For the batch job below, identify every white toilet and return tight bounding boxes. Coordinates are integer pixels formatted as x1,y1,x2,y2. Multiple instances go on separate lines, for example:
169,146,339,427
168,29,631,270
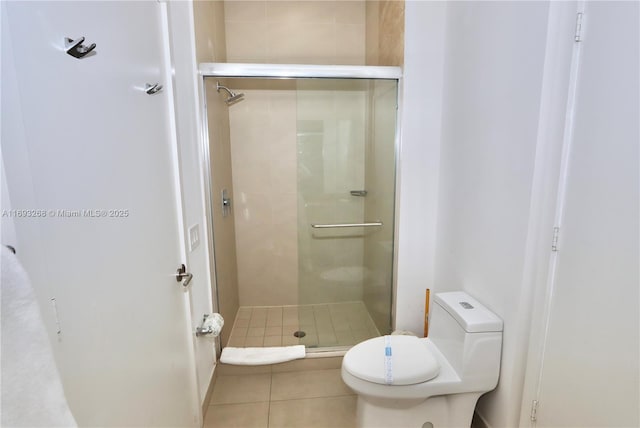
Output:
341,291,503,428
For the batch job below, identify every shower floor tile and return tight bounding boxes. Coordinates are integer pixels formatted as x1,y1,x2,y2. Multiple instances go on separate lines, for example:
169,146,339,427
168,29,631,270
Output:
226,301,380,349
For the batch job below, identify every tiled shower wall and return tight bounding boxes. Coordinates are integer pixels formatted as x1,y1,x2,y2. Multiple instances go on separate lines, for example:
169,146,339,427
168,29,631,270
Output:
227,80,369,307
227,81,299,306
224,1,367,306
366,0,405,66
223,0,366,65
220,0,403,312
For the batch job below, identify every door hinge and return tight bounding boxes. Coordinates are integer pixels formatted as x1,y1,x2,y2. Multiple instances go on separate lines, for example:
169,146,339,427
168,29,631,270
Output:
574,12,584,42
530,399,539,422
551,227,560,252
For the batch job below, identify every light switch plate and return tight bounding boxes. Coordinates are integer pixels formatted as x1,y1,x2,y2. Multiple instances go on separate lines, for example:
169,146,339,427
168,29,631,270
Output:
188,224,200,252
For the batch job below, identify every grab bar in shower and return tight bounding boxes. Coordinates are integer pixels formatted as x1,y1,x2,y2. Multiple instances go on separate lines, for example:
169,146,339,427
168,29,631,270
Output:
310,221,383,229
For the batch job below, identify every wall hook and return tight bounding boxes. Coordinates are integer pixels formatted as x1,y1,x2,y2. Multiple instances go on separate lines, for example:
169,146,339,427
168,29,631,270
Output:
65,37,96,59
145,83,163,95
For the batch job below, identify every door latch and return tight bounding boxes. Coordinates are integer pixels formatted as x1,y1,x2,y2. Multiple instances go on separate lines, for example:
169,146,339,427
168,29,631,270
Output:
221,189,232,217
176,264,193,287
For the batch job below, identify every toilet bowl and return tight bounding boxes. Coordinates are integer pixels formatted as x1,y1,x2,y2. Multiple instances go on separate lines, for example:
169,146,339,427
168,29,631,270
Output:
341,291,503,428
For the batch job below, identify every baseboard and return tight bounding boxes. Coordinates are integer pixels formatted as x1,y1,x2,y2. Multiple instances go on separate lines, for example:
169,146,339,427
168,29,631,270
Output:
201,365,219,419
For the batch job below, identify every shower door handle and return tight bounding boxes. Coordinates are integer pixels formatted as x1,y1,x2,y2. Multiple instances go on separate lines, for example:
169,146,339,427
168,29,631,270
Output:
310,221,383,229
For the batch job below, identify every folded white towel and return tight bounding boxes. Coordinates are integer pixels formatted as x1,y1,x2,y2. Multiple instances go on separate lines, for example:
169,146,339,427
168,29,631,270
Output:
220,345,306,365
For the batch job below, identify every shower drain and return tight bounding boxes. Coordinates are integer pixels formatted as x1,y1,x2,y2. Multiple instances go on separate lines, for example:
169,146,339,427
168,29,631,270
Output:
293,330,306,338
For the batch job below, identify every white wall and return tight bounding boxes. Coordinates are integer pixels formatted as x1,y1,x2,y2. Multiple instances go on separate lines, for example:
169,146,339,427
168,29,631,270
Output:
434,3,552,426
1,153,17,248
398,1,586,426
394,0,446,335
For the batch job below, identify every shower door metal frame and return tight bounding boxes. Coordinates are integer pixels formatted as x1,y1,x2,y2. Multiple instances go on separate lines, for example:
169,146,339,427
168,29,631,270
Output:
199,62,402,80
198,63,403,354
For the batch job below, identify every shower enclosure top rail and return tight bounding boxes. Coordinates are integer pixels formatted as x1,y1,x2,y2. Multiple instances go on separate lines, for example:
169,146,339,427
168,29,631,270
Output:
199,63,402,80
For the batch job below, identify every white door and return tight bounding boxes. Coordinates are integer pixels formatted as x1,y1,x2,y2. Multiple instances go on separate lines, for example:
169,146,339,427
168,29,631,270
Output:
525,2,639,426
1,1,199,426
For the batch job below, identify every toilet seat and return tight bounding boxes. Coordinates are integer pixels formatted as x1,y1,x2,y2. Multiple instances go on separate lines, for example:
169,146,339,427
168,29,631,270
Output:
343,335,440,385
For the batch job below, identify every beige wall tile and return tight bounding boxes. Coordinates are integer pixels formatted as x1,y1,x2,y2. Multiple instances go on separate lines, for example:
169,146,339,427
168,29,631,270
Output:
335,1,366,25
204,402,269,428
266,22,336,64
224,0,265,23
210,374,271,404
266,1,336,24
365,0,379,65
270,153,297,194
194,0,227,63
229,86,299,307
268,395,357,428
335,24,366,65
225,21,268,62
365,0,404,66
379,11,404,65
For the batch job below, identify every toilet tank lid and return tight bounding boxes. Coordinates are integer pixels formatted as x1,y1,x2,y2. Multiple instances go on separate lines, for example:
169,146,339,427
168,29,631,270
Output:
434,292,503,333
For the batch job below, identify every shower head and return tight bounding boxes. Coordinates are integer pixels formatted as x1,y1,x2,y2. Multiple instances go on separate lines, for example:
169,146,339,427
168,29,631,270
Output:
216,82,245,106
225,92,245,105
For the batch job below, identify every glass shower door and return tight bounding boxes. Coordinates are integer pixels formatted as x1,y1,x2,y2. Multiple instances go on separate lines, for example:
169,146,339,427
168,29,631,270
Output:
296,78,398,349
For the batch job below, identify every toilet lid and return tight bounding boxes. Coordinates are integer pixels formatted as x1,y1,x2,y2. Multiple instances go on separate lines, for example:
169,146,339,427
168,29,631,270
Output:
343,335,440,385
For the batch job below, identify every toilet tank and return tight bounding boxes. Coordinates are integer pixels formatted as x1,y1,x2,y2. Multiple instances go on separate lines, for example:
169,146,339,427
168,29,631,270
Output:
429,292,503,389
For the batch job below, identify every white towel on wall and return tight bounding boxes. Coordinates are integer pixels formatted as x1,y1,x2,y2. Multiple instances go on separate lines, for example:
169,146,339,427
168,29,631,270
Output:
1,246,77,427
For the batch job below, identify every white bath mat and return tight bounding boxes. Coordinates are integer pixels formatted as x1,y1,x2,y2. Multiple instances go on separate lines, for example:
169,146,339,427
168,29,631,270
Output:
220,345,306,365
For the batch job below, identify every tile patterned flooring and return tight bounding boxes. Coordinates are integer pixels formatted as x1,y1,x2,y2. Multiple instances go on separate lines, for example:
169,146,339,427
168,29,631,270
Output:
227,302,380,349
204,357,356,428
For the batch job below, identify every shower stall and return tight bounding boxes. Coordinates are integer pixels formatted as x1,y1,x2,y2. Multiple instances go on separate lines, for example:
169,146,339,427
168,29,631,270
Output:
201,64,400,352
